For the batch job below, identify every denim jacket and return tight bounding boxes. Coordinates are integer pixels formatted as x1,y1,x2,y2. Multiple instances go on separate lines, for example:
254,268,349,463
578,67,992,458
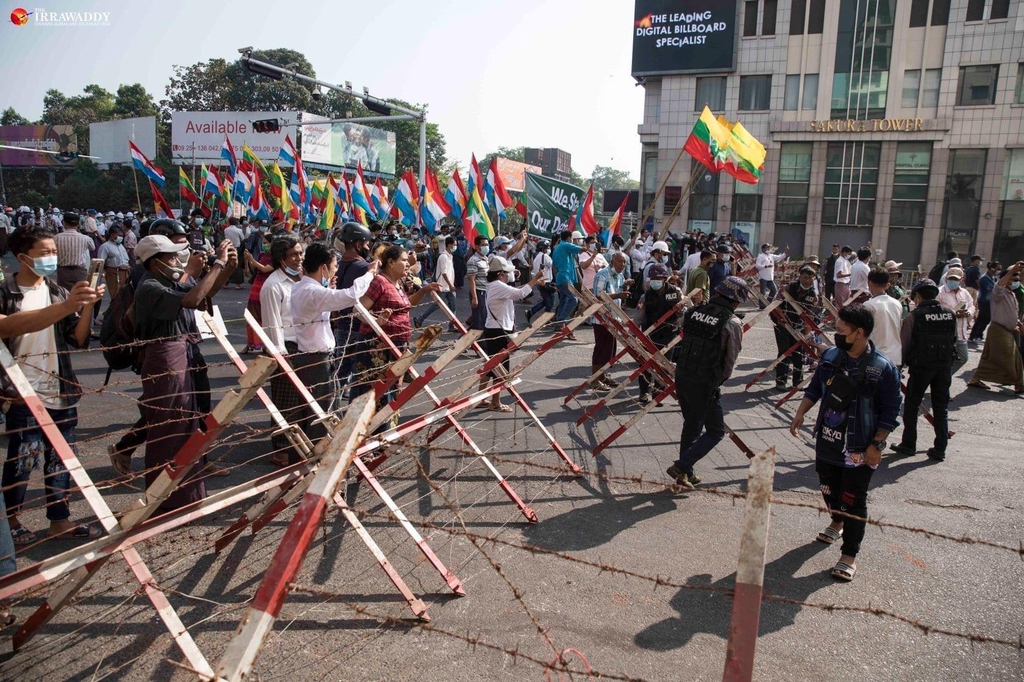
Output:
0,277,87,405
804,341,902,458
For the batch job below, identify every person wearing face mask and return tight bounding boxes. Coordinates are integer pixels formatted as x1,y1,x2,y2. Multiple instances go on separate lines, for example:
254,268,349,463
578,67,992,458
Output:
414,236,458,331
590,253,632,390
686,250,715,306
642,240,671,290
97,226,130,302
667,276,748,488
968,262,1024,394
187,211,211,252
833,246,855,306
331,222,376,378
53,212,95,292
0,226,105,547
862,267,904,370
883,260,909,318
708,245,733,292
466,235,492,331
552,230,597,336
790,304,901,582
755,243,789,309
242,230,276,354
772,266,821,392
637,263,684,403
579,235,608,301
289,242,378,442
969,261,1001,346
133,234,234,510
891,279,957,462
824,244,841,301
936,267,974,374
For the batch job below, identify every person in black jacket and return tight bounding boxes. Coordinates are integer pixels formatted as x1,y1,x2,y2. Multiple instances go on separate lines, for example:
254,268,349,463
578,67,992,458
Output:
891,278,957,461
823,244,840,301
637,263,685,403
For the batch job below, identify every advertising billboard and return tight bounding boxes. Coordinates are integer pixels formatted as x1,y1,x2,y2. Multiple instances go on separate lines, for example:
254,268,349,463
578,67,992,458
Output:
89,116,157,166
170,111,300,164
298,113,333,166
0,125,78,167
333,122,397,177
602,190,639,214
631,0,738,76
495,158,541,192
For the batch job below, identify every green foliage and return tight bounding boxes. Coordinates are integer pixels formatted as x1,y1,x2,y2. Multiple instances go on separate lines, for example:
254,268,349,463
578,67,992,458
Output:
1,108,30,126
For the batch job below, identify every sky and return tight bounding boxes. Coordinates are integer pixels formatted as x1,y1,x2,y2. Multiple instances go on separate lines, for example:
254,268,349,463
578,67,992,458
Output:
1,0,645,178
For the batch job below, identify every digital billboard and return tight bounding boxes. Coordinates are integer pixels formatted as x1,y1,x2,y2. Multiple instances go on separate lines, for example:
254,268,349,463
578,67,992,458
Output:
631,0,738,77
333,122,397,177
0,125,78,167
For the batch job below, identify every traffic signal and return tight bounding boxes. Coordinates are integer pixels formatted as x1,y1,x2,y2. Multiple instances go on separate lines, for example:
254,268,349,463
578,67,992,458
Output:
363,99,391,116
252,119,280,133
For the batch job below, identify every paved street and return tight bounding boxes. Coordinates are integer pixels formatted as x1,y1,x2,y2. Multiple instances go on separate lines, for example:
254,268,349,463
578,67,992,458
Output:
1,274,1022,682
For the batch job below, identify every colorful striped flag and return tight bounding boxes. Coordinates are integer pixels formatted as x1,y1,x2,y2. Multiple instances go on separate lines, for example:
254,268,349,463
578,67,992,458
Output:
463,184,494,239
129,141,164,187
718,115,766,184
684,106,733,174
607,192,629,237
468,154,483,197
221,135,239,178
485,156,514,217
268,162,290,213
242,142,268,181
150,179,175,218
574,185,601,236
393,170,419,227
444,169,468,219
179,167,202,206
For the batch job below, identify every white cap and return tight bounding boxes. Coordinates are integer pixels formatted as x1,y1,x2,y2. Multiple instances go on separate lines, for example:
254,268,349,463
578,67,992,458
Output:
116,212,124,219
135,234,189,264
487,256,515,274
883,259,903,272
126,212,134,218
571,231,585,240
107,211,115,217
652,240,669,253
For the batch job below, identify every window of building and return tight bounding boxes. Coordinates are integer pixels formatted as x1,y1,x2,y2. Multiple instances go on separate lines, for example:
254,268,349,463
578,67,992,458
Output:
966,0,985,21
790,0,806,34
956,65,998,106
803,74,819,109
1015,64,1024,105
923,68,941,107
991,0,1009,19
831,0,896,119
903,70,921,107
641,150,658,219
939,149,987,260
733,189,763,223
688,160,720,227
762,0,777,34
808,0,826,32
931,0,950,23
664,186,682,217
739,75,772,110
784,75,801,110
909,0,929,26
994,148,1024,267
743,0,758,36
823,142,881,228
891,142,932,230
776,143,813,252
695,77,727,111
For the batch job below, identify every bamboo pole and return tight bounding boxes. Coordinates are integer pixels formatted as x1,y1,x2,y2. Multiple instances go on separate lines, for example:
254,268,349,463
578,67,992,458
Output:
638,144,688,234
657,168,705,239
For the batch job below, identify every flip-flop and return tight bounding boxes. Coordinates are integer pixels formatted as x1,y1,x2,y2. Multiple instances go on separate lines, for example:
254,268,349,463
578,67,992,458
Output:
0,609,15,629
11,526,36,546
488,404,514,413
49,524,101,540
816,526,843,545
108,445,132,477
831,561,856,582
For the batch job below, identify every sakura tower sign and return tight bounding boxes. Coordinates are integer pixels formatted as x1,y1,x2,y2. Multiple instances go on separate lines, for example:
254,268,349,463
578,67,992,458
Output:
631,0,738,76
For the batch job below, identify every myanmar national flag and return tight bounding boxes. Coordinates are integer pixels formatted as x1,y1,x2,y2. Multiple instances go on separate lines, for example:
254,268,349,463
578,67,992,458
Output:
242,142,268,181
718,116,766,184
269,162,291,213
684,106,732,174
462,185,494,240
179,167,202,206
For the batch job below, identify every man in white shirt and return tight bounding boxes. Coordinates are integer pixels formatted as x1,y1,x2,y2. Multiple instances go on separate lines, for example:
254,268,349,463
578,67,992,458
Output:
223,218,247,289
290,241,377,444
833,245,854,306
413,236,457,331
629,231,653,278
259,233,304,461
863,267,904,367
850,248,872,299
755,242,789,308
936,267,974,373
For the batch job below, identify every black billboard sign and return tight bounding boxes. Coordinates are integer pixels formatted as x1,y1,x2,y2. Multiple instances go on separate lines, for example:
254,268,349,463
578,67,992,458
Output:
602,190,639,214
631,0,738,76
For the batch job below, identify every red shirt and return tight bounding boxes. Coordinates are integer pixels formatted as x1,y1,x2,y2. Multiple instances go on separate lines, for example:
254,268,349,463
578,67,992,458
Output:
359,274,412,343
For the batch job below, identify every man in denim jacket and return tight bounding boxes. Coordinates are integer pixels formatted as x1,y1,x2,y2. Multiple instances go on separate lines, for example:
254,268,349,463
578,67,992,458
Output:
790,304,901,582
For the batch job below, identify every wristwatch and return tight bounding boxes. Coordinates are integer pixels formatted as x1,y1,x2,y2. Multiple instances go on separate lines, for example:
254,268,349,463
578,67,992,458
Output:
871,439,887,450
213,258,227,268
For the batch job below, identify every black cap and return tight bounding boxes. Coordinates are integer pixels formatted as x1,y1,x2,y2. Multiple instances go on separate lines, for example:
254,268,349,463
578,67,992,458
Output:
716,245,730,253
912,278,939,295
63,212,80,225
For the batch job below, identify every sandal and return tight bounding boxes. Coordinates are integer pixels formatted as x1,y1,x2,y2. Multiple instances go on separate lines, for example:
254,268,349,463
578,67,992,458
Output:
108,444,132,477
831,561,856,582
488,404,514,413
49,524,101,540
816,526,843,545
268,455,289,468
0,609,15,630
967,380,989,389
11,526,36,546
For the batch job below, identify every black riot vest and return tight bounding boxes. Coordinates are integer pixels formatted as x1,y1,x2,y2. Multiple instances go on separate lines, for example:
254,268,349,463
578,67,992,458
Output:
675,299,734,385
907,299,956,367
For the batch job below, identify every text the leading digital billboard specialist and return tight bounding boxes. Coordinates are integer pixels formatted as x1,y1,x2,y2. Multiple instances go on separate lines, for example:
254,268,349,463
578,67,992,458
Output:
631,0,738,76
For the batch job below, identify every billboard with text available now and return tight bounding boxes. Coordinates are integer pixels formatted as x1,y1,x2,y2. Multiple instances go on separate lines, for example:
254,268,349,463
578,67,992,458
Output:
170,111,300,165
0,125,78,167
631,0,738,77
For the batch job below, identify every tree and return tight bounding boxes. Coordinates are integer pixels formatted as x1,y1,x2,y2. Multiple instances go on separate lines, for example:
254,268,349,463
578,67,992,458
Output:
112,84,159,119
589,165,640,215
0,108,30,126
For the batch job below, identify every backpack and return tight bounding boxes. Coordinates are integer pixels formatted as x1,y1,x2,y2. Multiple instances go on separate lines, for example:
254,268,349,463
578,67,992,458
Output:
100,279,141,372
927,260,945,282
626,264,646,308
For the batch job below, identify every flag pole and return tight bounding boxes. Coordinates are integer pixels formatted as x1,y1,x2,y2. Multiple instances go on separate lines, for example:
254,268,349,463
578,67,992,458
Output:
658,165,706,240
639,144,687,235
131,166,144,216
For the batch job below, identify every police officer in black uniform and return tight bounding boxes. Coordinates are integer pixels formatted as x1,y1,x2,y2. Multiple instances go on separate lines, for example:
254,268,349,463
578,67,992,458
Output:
891,278,957,461
637,262,685,403
667,276,748,488
772,265,820,391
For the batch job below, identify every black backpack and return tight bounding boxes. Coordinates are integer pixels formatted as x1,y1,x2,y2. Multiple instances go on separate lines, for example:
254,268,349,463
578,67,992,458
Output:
927,260,945,282
100,280,141,372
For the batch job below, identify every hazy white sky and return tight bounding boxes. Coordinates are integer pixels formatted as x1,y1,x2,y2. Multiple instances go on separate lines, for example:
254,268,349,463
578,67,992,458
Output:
2,0,645,177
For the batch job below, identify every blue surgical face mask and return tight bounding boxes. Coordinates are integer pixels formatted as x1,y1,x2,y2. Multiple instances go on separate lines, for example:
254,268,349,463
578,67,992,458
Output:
26,255,58,278
479,245,489,256
195,218,205,227
321,276,329,288
946,281,960,291
1012,281,1022,290
284,266,301,277
650,279,664,291
115,237,123,244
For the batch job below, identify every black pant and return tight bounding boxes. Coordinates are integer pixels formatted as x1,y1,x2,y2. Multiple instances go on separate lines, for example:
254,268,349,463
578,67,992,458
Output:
674,382,725,473
816,460,874,558
292,351,334,449
773,326,805,384
969,301,990,342
901,364,951,455
638,338,670,396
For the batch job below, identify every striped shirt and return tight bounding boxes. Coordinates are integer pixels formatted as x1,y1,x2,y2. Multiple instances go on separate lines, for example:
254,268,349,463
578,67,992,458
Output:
54,229,94,268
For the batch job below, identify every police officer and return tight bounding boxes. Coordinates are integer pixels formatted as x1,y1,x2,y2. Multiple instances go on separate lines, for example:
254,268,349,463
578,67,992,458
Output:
667,276,748,488
638,263,685,403
891,278,957,461
773,265,820,392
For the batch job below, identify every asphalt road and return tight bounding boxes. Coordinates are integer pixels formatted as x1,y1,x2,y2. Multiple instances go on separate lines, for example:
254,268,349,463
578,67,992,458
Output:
0,266,1021,682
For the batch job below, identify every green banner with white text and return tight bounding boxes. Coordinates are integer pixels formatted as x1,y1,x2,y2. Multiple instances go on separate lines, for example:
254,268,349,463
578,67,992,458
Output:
525,172,586,239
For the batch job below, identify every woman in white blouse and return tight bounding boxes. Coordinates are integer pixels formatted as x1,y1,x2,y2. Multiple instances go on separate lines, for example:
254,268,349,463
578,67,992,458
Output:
480,256,546,412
